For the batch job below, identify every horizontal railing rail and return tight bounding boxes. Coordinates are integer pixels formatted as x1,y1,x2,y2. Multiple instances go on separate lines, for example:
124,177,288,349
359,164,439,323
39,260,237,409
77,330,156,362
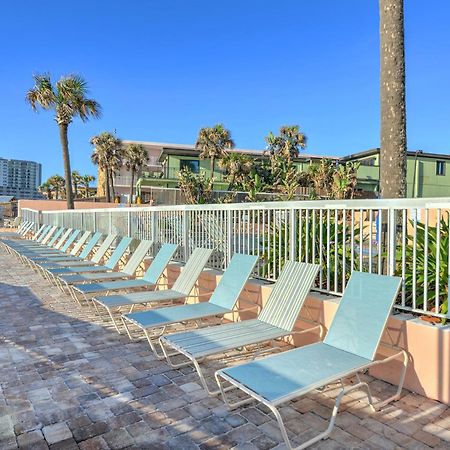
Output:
21,197,450,320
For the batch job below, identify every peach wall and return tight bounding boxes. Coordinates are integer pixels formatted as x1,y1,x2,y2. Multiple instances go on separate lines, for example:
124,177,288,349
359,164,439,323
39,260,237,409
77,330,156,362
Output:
165,264,450,405
19,199,118,212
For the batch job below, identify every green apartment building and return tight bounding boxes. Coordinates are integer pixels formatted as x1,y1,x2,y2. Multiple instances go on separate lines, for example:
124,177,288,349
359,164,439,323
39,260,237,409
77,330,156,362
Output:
111,141,450,199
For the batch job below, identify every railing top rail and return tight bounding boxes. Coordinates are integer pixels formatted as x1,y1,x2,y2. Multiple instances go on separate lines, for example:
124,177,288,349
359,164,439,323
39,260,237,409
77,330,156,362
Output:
36,197,450,214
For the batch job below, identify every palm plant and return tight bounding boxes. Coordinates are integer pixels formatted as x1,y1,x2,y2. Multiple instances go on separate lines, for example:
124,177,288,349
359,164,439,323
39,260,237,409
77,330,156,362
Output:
265,125,307,162
219,153,252,190
80,175,95,198
26,74,101,209
195,124,235,178
331,162,360,199
38,181,53,199
91,132,122,202
178,168,213,204
71,171,82,198
47,175,65,199
124,143,148,204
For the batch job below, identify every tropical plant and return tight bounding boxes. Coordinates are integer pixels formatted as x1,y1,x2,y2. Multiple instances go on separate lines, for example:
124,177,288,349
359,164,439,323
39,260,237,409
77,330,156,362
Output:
264,125,307,163
398,214,449,323
71,171,82,198
178,168,213,204
47,174,65,199
331,162,360,199
38,181,53,199
26,74,101,209
308,159,335,197
261,214,360,291
196,124,235,178
379,0,407,198
124,143,148,204
80,174,95,198
91,132,123,202
219,153,252,190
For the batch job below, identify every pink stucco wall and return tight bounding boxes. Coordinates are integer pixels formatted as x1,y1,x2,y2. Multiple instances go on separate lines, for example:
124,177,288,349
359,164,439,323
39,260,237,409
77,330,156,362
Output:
18,199,118,213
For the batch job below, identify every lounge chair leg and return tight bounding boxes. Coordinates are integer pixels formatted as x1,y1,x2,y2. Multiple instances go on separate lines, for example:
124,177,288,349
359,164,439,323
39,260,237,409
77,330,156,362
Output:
121,315,136,340
106,308,123,334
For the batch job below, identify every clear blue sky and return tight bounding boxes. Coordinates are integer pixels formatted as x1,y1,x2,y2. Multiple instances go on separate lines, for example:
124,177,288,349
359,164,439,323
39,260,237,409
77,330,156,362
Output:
1,1,449,181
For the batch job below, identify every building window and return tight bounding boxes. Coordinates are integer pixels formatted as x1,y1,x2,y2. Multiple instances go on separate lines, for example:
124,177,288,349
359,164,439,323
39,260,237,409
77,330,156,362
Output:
180,159,200,174
436,161,445,176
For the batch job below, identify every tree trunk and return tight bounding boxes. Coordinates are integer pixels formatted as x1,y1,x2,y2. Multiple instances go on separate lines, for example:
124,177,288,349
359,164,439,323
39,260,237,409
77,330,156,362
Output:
73,182,78,199
129,170,135,205
59,123,74,209
109,168,116,200
85,184,89,198
104,168,111,203
379,0,407,198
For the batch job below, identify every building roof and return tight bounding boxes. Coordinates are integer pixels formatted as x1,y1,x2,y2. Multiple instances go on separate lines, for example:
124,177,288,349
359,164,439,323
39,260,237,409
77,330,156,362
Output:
341,147,450,162
0,195,16,203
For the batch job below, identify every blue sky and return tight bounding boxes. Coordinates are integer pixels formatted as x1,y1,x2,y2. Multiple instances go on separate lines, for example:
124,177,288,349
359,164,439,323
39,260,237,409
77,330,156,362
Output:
1,1,449,180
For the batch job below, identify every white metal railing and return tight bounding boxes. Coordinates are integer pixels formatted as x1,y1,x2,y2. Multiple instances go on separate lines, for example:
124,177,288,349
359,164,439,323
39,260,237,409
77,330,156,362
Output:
21,197,450,320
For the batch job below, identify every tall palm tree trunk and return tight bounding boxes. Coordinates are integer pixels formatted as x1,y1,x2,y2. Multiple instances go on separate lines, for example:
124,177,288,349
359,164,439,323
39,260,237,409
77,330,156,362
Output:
379,0,407,198
104,168,111,202
59,123,74,209
129,170,135,205
109,168,116,201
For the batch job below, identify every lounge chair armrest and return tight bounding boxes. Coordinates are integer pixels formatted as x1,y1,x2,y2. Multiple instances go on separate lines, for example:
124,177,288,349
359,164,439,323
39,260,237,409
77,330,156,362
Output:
291,323,324,339
234,303,261,315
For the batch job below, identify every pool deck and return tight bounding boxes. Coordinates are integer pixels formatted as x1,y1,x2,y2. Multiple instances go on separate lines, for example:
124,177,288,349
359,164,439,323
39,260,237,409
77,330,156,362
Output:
0,249,449,449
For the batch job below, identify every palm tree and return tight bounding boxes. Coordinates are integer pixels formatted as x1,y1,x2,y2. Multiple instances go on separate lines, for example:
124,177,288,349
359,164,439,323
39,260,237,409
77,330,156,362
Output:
71,171,82,198
38,181,53,199
124,143,148,204
47,174,65,199
265,125,307,162
219,153,253,190
195,124,235,178
80,175,95,198
26,74,101,209
379,0,407,198
91,132,122,202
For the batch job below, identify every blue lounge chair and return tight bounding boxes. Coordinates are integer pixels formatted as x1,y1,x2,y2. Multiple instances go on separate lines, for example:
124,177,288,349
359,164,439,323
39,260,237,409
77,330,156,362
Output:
215,272,408,450
92,247,213,332
159,261,320,396
121,253,258,358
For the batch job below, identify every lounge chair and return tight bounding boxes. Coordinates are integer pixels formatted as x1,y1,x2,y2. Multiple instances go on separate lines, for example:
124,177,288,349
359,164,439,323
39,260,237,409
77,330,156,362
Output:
67,239,153,302
1,224,49,255
46,236,133,292
159,261,320,396
92,247,213,332
68,242,176,303
215,272,408,450
121,252,258,358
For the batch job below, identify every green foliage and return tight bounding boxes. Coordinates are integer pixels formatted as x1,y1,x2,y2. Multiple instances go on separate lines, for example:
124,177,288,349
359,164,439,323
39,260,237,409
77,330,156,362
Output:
195,124,234,178
178,168,213,204
261,213,360,291
398,214,449,323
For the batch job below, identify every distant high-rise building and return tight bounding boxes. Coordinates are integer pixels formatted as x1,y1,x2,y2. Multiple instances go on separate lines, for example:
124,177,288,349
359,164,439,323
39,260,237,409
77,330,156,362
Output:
0,157,42,199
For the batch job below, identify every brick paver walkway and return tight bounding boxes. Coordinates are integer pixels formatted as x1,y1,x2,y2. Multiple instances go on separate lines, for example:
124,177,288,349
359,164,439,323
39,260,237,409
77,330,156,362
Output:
0,247,449,449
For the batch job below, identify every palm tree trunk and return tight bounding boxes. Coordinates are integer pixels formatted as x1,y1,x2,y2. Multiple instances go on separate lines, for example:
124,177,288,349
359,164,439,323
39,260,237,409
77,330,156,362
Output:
59,123,74,209
73,182,78,199
379,0,407,198
85,184,89,198
104,168,111,202
129,170,135,205
109,168,116,201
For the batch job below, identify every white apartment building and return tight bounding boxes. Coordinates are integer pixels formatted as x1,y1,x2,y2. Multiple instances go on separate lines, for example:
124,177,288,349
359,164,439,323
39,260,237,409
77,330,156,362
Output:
0,157,42,199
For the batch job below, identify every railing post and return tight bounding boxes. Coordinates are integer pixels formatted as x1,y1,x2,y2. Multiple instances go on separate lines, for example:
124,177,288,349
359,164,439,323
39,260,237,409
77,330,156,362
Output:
92,211,96,232
109,211,113,234
182,210,190,262
150,210,157,244
127,210,131,237
387,208,396,276
226,209,233,266
289,207,297,261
